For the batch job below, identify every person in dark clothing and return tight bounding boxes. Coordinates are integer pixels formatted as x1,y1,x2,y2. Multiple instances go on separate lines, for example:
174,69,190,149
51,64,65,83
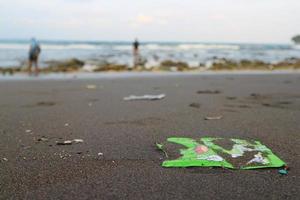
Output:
133,38,139,67
28,38,41,75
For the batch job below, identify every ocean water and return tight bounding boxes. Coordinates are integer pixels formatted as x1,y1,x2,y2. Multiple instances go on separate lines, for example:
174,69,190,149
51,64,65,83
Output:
0,40,299,68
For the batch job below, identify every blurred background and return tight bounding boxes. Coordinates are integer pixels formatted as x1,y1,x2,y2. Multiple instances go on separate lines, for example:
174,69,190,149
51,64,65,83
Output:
0,0,299,72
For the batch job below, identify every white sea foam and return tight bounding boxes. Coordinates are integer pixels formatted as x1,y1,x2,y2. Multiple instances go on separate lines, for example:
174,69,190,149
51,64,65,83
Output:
178,44,240,50
0,44,28,50
0,44,101,50
43,44,99,50
113,45,132,51
292,45,300,50
144,44,174,51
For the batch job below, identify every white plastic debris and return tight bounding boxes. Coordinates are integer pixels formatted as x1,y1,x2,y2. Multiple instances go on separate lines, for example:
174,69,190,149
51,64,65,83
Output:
204,116,223,120
56,139,84,145
73,139,84,143
2,158,8,162
123,94,166,101
56,140,73,145
98,152,103,156
25,130,32,133
86,84,97,89
64,123,69,127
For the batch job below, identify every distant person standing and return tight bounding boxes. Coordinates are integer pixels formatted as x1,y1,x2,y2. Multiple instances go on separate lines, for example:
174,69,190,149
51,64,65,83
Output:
28,38,41,75
133,38,139,67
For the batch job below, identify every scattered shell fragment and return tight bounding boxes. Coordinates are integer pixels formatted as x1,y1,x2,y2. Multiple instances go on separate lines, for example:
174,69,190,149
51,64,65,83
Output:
23,146,31,150
197,90,221,94
86,84,97,89
205,116,223,120
189,103,201,108
37,137,48,142
124,94,165,101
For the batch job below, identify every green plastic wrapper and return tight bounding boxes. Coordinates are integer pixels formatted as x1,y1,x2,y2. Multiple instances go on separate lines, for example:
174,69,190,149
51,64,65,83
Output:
157,137,285,169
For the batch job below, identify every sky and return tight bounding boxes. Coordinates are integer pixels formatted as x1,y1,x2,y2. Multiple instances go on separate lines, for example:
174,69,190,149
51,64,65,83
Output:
0,0,299,43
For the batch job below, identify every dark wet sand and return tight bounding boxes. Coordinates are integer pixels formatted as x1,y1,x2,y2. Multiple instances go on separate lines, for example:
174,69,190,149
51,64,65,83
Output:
0,73,299,199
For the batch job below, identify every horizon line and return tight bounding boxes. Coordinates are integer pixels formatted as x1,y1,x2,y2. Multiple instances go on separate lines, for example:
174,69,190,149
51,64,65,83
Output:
0,38,293,46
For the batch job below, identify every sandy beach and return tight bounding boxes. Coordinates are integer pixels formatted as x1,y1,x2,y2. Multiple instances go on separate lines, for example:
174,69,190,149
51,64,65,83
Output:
0,72,300,199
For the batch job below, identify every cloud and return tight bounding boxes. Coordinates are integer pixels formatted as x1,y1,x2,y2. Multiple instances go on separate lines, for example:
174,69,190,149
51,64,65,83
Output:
136,14,154,24
129,14,169,28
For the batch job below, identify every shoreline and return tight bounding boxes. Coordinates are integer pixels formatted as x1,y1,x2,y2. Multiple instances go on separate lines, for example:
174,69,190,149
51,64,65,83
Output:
1,69,300,81
1,56,300,75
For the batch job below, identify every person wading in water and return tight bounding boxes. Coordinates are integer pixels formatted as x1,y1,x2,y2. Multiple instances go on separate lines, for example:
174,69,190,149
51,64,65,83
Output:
133,38,139,67
28,38,41,76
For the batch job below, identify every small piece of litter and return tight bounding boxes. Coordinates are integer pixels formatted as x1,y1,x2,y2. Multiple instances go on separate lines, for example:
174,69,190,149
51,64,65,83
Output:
2,158,8,162
197,90,221,94
56,140,73,145
37,137,48,142
156,142,168,158
98,152,103,156
73,139,84,143
227,97,237,100
56,139,84,145
156,143,163,150
205,116,223,120
278,169,288,175
86,84,97,89
124,94,166,101
158,137,285,169
189,103,201,108
25,130,32,133
64,123,69,127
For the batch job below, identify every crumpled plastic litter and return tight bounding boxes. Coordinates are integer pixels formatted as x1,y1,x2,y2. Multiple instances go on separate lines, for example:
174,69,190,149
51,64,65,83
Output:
73,139,84,143
157,137,286,169
56,139,84,145
124,94,165,101
56,140,73,145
